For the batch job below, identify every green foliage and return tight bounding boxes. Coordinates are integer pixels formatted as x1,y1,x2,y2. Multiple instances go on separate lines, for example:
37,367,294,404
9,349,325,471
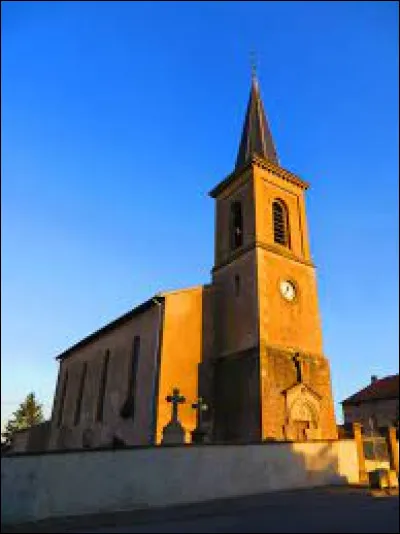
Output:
1,392,44,445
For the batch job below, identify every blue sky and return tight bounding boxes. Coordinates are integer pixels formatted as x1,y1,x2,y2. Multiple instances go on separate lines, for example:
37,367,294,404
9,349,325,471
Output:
1,1,398,428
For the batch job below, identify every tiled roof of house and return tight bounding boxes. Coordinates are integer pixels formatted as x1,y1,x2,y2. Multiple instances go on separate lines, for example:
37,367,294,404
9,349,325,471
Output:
342,374,399,405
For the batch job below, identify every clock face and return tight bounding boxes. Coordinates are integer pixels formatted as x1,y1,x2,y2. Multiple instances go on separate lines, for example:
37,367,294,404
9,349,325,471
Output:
280,280,296,301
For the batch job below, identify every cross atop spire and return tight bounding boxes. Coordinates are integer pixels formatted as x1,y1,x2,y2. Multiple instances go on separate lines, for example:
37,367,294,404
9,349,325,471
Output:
235,71,279,170
250,50,257,80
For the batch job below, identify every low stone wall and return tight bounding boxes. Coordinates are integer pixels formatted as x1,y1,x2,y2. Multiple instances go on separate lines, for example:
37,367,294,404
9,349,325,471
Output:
337,439,360,484
365,459,391,472
27,421,51,452
2,440,359,525
9,429,30,453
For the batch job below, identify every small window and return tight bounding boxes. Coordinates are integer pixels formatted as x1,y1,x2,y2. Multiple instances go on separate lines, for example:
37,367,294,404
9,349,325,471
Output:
234,275,240,297
96,350,110,422
272,199,290,247
230,201,243,250
74,362,87,426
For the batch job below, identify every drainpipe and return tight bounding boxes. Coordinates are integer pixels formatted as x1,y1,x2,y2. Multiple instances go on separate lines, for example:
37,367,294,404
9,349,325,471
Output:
150,295,164,445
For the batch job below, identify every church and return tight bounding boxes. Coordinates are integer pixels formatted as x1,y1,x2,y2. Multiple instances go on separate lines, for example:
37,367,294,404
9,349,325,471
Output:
47,73,338,451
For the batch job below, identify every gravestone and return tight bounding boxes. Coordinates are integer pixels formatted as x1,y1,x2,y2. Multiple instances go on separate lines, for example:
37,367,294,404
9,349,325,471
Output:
161,388,186,445
191,397,209,444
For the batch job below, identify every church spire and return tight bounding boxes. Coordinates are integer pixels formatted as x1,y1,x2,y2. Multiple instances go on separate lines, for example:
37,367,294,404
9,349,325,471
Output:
235,72,279,170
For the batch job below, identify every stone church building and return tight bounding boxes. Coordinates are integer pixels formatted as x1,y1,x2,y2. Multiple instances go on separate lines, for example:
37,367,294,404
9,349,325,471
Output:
48,73,338,451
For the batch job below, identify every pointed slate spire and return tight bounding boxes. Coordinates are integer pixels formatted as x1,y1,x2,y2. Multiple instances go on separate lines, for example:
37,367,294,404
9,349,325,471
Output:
235,72,279,170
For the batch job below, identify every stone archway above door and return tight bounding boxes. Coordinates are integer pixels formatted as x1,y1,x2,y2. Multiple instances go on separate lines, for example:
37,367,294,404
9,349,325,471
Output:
282,383,322,441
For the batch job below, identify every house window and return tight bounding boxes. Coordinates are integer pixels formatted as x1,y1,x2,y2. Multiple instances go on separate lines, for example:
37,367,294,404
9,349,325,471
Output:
57,369,69,428
272,199,290,246
74,362,87,426
96,350,110,422
230,201,243,250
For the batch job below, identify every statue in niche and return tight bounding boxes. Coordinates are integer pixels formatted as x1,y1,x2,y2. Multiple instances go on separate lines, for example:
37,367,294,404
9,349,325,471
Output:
293,353,303,383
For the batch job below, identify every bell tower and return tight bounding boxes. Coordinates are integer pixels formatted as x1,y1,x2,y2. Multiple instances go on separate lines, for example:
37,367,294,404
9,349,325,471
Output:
208,73,337,442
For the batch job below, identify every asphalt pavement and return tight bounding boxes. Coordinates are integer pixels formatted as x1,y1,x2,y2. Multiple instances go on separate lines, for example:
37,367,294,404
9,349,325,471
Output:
3,486,399,533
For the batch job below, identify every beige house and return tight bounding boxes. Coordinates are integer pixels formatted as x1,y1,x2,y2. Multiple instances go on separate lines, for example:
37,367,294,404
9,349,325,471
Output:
342,374,399,432
28,73,338,452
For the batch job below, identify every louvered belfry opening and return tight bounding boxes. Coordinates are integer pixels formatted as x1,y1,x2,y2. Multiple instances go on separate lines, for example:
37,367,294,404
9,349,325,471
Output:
272,200,289,246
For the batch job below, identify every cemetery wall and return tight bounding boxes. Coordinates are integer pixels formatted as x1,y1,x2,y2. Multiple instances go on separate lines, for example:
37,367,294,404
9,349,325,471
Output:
2,439,358,525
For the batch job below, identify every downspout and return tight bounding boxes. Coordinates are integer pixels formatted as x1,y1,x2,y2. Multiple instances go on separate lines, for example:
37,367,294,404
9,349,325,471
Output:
150,295,165,445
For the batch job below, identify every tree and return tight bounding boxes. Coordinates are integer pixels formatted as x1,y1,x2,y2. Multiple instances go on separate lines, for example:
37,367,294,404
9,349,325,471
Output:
1,392,44,445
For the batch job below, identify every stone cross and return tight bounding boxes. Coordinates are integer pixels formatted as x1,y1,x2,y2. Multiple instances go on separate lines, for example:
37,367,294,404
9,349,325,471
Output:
250,50,257,79
191,397,208,429
166,388,186,423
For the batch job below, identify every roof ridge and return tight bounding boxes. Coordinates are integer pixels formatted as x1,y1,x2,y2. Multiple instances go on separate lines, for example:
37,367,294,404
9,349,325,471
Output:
342,374,399,405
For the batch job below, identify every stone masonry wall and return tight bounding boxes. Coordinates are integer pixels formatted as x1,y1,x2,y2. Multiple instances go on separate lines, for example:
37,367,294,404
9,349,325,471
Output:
260,346,337,440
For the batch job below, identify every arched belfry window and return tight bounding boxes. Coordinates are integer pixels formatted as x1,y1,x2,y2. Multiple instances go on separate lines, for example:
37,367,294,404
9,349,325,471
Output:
230,201,243,250
272,199,290,247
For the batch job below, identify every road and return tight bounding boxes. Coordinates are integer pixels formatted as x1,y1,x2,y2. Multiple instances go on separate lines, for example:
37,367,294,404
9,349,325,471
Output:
3,487,399,533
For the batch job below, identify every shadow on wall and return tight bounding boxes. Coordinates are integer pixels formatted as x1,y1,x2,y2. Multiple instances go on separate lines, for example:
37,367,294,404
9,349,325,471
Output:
292,441,350,487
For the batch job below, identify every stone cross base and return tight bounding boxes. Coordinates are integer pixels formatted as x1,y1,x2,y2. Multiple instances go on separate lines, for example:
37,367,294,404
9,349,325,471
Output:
191,428,210,444
161,420,186,445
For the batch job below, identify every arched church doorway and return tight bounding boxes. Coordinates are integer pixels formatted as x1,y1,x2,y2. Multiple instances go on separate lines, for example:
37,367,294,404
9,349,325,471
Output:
290,399,318,441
